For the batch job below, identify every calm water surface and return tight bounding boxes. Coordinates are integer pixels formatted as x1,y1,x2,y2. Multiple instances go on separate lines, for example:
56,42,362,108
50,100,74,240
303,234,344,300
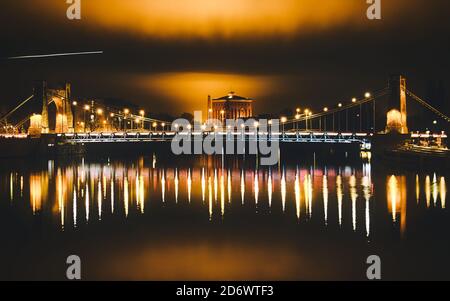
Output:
0,153,448,280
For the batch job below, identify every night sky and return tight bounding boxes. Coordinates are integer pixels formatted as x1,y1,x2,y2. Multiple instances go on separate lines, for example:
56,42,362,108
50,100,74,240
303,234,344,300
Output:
1,0,449,116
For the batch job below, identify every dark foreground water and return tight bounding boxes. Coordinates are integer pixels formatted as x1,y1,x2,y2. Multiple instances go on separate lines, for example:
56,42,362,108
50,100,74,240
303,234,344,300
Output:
0,153,448,280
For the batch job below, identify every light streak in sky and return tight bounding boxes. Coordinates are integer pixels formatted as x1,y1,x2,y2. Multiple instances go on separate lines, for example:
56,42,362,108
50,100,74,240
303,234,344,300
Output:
7,51,103,60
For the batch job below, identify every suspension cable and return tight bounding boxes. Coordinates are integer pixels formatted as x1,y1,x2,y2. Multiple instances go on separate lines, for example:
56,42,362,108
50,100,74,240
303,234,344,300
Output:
406,90,450,122
0,95,34,123
284,87,389,124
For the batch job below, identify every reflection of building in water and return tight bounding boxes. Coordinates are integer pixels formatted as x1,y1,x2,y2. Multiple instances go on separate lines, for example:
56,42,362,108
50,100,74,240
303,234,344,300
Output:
208,92,254,121
387,175,407,235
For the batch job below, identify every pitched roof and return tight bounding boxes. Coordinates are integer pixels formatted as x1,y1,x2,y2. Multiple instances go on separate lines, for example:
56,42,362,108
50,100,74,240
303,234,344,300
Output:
213,91,253,101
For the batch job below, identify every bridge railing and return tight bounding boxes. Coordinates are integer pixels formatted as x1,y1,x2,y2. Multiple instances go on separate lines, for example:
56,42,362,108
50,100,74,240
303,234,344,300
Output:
58,131,372,146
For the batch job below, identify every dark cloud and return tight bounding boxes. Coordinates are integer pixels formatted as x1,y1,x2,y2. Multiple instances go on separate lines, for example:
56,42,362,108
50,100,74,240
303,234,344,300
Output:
1,0,449,115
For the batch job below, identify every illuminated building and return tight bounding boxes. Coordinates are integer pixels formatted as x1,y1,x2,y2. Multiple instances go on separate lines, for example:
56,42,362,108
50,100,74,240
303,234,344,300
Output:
208,92,254,121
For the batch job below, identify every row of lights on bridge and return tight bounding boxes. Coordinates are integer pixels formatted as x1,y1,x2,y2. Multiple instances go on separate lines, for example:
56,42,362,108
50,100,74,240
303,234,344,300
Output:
70,102,170,130
279,92,372,123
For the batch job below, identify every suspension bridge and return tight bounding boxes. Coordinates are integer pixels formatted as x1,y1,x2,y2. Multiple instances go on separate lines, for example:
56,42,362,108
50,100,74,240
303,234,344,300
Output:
0,75,448,157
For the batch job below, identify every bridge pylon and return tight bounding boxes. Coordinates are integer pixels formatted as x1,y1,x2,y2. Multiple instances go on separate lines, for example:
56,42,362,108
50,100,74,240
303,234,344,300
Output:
386,75,408,134
35,81,74,134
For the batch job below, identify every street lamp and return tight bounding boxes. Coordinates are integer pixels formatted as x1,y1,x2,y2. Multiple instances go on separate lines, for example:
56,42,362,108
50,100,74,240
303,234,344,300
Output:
365,92,371,98
323,107,329,131
281,116,287,135
304,110,310,131
83,105,90,133
138,110,145,130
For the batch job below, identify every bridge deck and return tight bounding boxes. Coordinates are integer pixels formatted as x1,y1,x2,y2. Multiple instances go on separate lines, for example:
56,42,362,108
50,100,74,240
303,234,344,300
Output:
57,131,373,146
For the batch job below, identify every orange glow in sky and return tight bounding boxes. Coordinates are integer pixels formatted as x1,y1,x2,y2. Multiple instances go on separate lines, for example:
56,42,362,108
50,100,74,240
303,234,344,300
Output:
133,72,283,113
51,0,367,39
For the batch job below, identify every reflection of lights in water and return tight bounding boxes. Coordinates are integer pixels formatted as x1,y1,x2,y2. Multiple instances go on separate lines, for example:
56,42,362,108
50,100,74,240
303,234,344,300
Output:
214,169,218,202
124,177,129,217
281,170,286,212
323,174,328,225
388,175,398,222
220,171,225,217
30,173,48,214
362,176,371,238
336,175,343,227
240,170,245,205
57,170,65,230
416,175,420,204
188,169,192,203
201,168,206,202
73,188,77,228
303,174,312,218
440,177,446,209
103,175,107,199
139,175,145,213
98,181,102,220
20,176,23,197
387,175,407,235
432,173,438,206
350,175,357,231
208,176,213,220
111,179,114,213
10,173,13,201
152,154,157,169
20,158,450,236
85,183,90,222
161,170,166,203
365,199,370,238
268,170,273,208
81,159,85,183
254,171,259,206
175,169,179,203
425,175,431,208
295,170,301,220
227,169,231,204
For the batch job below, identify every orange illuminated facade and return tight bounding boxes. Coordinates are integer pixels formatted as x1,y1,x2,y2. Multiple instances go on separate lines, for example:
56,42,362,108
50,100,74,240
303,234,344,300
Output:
208,92,254,121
